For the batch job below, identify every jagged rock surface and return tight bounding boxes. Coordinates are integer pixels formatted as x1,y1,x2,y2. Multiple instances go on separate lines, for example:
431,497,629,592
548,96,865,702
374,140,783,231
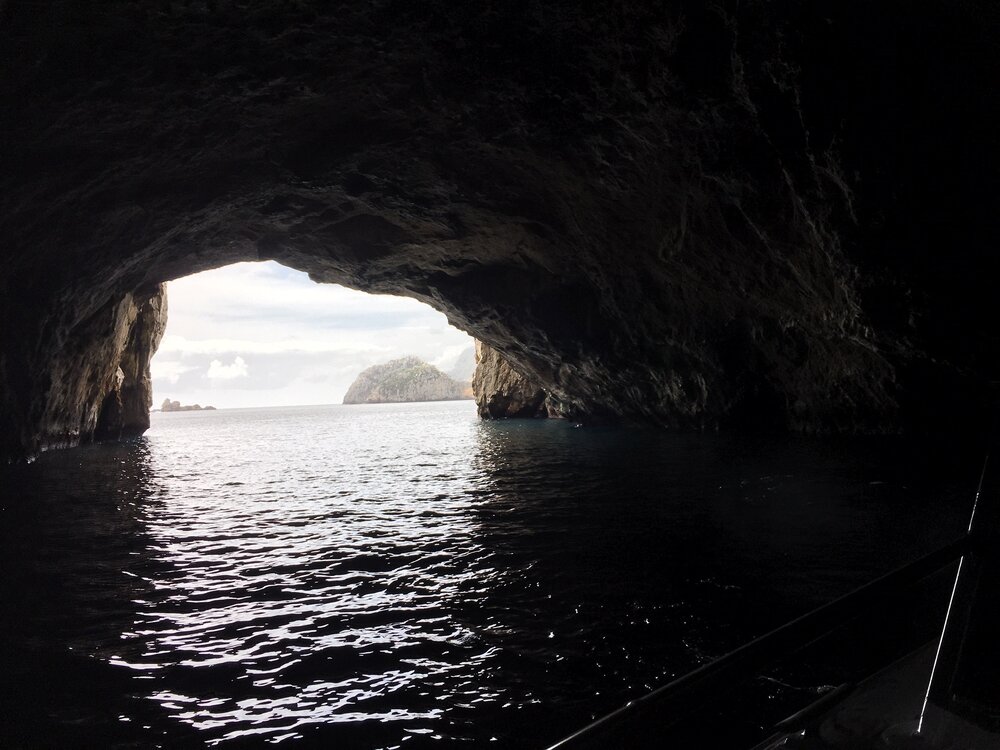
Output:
344,357,470,404
472,342,548,419
19,285,168,453
116,290,168,434
0,1,997,458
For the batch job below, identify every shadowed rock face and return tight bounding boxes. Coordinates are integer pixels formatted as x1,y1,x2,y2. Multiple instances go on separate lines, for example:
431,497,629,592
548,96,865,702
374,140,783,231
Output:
0,1,997,458
473,342,548,419
2,284,167,456
94,288,169,440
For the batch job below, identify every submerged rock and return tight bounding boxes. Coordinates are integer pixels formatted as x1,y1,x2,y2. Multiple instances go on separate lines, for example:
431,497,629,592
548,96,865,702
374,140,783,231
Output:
344,357,471,405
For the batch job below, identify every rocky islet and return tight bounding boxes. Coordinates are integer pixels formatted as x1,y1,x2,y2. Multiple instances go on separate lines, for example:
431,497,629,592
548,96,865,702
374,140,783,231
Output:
343,357,472,405
158,399,216,412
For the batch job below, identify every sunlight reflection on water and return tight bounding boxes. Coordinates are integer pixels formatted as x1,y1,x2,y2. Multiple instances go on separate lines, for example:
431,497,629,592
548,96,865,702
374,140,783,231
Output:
0,402,977,748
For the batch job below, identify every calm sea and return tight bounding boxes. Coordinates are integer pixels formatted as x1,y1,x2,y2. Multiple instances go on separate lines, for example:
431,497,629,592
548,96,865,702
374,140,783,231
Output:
0,402,980,748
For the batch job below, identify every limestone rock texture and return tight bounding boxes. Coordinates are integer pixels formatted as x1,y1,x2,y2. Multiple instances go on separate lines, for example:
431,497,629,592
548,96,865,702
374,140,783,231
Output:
16,284,167,453
117,289,169,434
473,342,548,419
0,1,997,458
343,356,469,405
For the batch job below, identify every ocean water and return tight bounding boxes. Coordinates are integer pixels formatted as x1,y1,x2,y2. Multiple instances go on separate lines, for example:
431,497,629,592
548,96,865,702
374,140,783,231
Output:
0,402,979,748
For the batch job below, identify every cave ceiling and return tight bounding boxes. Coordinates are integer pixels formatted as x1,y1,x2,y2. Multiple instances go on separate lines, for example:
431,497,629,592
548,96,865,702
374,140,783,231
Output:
0,1,998,458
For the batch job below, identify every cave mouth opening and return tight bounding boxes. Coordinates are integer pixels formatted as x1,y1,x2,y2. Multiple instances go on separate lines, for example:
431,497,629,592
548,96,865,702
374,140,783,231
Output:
149,261,476,412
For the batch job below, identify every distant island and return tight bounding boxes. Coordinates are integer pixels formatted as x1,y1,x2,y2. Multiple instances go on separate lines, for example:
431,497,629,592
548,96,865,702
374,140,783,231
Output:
447,345,476,383
159,399,216,412
343,356,473,404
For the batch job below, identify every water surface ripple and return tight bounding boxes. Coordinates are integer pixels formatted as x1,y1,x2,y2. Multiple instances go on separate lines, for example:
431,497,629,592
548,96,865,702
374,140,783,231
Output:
0,402,976,748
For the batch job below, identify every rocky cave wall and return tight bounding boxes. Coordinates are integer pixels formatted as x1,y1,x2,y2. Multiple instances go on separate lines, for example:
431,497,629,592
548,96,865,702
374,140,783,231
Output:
0,1,997,459
472,341,548,419
93,287,169,442
1,284,167,456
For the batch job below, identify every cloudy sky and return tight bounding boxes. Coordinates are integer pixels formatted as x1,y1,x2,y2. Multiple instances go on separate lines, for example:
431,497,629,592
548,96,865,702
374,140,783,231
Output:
150,262,474,409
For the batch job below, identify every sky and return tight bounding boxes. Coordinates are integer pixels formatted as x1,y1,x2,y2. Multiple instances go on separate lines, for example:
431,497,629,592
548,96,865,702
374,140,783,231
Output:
150,261,474,409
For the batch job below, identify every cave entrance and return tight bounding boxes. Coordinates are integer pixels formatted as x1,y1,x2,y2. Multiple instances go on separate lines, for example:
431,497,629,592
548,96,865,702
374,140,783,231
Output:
150,261,476,411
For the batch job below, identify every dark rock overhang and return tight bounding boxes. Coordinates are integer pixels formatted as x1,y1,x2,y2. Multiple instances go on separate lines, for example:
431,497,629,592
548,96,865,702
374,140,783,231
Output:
0,1,997,459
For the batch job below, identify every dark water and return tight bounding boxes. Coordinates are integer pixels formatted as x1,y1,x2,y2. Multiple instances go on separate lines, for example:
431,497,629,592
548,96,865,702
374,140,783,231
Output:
0,402,981,748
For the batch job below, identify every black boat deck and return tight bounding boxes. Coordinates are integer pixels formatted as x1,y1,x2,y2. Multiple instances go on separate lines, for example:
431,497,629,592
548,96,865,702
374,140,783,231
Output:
754,644,1000,750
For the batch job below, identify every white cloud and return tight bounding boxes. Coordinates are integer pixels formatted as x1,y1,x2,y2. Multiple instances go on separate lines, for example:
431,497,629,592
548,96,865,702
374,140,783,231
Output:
156,334,389,356
206,356,249,380
150,359,197,384
150,261,474,407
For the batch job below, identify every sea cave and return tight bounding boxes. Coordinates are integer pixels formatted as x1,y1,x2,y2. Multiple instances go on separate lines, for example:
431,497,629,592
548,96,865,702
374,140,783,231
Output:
1,1,998,748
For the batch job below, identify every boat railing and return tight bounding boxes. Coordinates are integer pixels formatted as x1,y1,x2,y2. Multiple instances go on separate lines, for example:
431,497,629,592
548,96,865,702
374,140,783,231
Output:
547,534,972,749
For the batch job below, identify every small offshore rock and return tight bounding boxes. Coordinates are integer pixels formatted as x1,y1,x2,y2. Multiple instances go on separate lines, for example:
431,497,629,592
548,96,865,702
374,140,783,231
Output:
160,399,216,412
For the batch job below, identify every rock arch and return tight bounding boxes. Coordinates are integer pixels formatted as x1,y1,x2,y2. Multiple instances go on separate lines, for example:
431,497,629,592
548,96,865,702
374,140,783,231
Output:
1,1,997,459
